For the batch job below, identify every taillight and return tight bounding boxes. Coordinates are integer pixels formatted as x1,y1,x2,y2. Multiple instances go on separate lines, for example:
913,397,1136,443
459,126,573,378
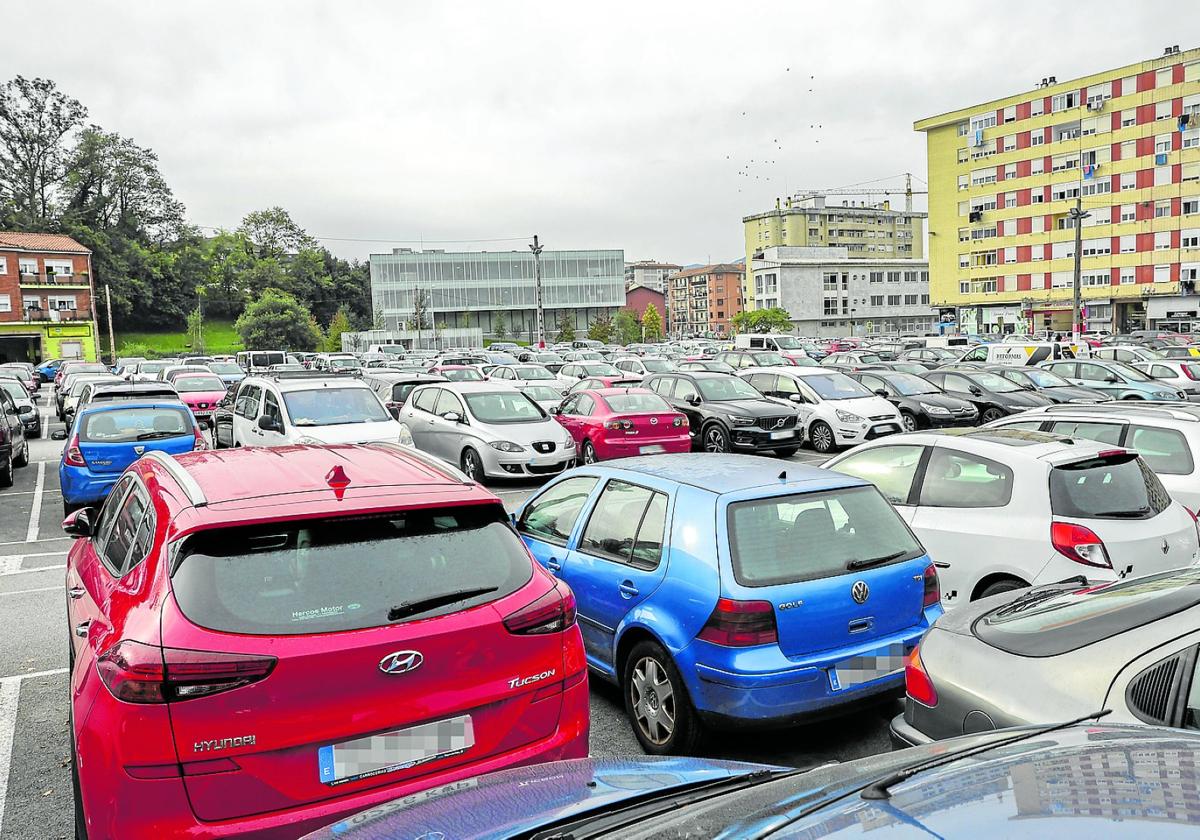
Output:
96,641,276,704
697,598,778,647
1050,521,1112,569
64,434,86,467
673,415,687,427
1186,507,1200,544
922,564,940,609
603,419,633,430
1184,367,1200,381
504,579,577,635
192,424,208,450
905,645,938,707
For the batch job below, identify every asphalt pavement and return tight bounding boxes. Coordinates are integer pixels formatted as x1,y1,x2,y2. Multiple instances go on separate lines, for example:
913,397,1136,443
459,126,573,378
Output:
0,409,897,840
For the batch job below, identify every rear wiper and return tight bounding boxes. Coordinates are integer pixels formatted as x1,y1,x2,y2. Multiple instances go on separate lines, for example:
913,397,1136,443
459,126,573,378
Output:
387,587,498,622
990,576,1088,618
847,551,905,570
1092,507,1151,518
135,430,180,440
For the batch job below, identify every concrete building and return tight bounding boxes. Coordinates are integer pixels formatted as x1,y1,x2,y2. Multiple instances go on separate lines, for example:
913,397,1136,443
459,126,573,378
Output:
750,247,936,338
624,260,680,293
369,248,624,342
667,264,745,338
916,45,1200,335
743,193,927,308
0,232,100,363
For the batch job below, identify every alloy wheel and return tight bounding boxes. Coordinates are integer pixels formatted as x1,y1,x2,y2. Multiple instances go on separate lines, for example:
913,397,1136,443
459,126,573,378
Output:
462,449,482,481
901,412,917,432
630,656,676,746
981,408,1004,424
810,422,834,452
704,427,728,453
582,441,597,464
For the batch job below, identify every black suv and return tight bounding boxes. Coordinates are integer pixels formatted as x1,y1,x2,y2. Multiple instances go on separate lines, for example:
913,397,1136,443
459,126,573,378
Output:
0,385,30,487
643,371,800,455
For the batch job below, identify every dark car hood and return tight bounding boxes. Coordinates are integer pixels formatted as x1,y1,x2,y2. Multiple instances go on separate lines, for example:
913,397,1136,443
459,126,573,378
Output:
994,389,1054,407
1041,384,1112,402
300,757,773,839
902,392,975,411
705,398,789,417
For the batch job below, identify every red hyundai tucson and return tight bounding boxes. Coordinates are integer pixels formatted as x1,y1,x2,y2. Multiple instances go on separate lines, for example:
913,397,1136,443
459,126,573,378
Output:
64,443,588,839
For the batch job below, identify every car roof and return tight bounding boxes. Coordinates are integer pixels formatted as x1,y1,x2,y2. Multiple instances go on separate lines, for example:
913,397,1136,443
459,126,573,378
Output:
243,374,370,392
896,427,1121,460
440,381,519,393
587,453,864,495
91,381,176,392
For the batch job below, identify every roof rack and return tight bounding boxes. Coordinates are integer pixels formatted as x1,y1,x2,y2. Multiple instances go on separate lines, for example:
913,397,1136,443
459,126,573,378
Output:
141,451,208,507
1039,402,1200,423
258,370,360,381
365,442,473,485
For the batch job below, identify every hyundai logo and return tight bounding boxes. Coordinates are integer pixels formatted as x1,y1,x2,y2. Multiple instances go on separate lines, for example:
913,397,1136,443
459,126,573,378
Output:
379,650,424,675
851,580,870,604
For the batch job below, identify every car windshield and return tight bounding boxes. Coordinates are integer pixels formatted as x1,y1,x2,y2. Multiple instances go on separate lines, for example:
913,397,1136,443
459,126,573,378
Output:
441,368,484,382
536,353,563,363
174,375,226,393
328,357,361,370
801,373,874,400
969,372,1022,392
575,352,603,361
854,354,883,363
728,486,923,586
79,407,192,442
137,362,168,374
283,387,390,426
464,391,546,423
523,385,562,402
1110,361,1153,382
1022,368,1071,387
771,336,802,349
641,359,675,372
487,353,518,365
517,367,554,380
696,376,763,401
753,352,788,366
581,363,621,376
0,381,27,401
208,363,241,374
603,392,672,413
171,506,531,635
928,348,956,359
885,374,940,396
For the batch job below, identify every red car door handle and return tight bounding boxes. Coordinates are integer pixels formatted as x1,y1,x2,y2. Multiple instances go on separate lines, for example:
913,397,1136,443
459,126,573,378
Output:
67,587,85,599
74,620,91,638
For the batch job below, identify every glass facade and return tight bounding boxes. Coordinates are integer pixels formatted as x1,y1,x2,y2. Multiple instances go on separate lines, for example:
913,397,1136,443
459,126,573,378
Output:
370,248,624,335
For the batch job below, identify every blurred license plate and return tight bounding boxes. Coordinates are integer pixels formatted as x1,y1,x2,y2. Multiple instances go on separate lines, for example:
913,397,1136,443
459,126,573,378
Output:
872,424,898,434
828,644,908,691
318,715,474,786
769,430,793,440
639,444,665,454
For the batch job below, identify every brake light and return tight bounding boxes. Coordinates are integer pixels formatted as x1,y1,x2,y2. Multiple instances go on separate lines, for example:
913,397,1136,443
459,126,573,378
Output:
922,564,940,609
697,598,778,647
504,579,577,635
1184,367,1200,381
603,419,633,430
673,415,687,427
64,434,86,467
96,640,276,704
1050,521,1112,569
192,424,208,451
1186,507,1200,544
905,646,938,707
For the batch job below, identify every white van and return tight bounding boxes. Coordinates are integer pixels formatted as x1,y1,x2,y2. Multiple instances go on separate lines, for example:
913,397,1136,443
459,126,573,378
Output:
954,342,1081,367
734,333,809,360
235,350,287,374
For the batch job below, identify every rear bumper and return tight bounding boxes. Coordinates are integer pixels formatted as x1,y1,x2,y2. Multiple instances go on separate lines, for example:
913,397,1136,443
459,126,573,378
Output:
58,467,119,507
594,434,691,459
889,712,934,750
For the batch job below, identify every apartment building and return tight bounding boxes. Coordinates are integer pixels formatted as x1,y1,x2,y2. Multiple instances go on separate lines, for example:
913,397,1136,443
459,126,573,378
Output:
0,232,100,363
916,45,1200,335
624,260,680,293
666,264,744,338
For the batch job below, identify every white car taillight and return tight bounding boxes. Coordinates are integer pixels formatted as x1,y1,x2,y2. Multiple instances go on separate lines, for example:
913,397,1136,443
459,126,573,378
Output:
1050,521,1112,569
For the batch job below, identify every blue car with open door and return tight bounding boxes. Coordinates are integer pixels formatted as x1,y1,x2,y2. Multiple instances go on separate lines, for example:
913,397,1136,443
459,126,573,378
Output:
513,453,942,754
56,401,206,514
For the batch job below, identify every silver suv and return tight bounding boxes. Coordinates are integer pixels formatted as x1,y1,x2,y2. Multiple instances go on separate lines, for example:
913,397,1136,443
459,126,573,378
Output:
398,381,576,482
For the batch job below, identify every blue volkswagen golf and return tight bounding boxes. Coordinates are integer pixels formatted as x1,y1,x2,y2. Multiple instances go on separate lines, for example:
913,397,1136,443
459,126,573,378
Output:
514,453,942,754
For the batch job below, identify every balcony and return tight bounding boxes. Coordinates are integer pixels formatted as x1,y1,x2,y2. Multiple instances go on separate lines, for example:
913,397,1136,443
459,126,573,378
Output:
18,271,89,288
15,307,82,323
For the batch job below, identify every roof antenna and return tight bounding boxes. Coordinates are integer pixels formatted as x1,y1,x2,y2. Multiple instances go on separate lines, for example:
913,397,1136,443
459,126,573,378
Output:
778,470,787,482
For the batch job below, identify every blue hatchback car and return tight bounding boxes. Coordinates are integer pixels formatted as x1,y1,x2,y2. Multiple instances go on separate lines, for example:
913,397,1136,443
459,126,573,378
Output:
514,453,942,754
57,401,203,514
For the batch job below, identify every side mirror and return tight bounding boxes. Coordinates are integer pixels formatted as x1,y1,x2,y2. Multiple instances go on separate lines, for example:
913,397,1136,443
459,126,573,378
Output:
576,373,586,379
51,429,67,441
257,415,282,433
874,389,889,397
969,386,984,396
789,393,803,403
386,402,401,419
548,406,561,415
686,393,702,406
62,507,95,538
441,411,463,423
4,407,16,416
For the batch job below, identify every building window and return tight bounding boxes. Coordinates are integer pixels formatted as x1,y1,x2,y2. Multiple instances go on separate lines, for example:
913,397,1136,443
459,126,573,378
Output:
1182,229,1200,248
1155,265,1171,283
1120,204,1136,222
0,294,10,313
1031,131,1045,147
18,259,37,276
47,295,77,310
823,298,838,315
1121,268,1135,284
904,294,918,305
1121,109,1137,127
870,295,884,306
959,281,971,294
1120,171,1136,192
1030,158,1046,175
1183,198,1200,215
887,295,901,306
0,257,6,274
1156,199,1173,217
921,294,930,304
1154,232,1172,251
823,272,838,291
1120,235,1137,253
886,271,901,282
1051,92,1078,112
958,121,970,136
1156,100,1173,121
1030,98,1045,117
22,295,40,310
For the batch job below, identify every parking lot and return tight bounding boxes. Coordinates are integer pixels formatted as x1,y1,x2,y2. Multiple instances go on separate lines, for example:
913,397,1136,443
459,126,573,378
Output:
0,416,900,839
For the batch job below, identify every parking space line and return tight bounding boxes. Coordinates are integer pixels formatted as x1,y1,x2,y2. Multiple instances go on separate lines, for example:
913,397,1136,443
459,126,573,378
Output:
0,585,59,597
0,536,69,548
0,558,18,576
0,565,64,578
25,462,45,543
0,677,20,837
41,415,48,439
0,489,59,497
0,551,68,561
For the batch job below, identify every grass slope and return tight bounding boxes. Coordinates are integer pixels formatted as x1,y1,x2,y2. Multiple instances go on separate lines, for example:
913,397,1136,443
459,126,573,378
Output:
113,320,242,357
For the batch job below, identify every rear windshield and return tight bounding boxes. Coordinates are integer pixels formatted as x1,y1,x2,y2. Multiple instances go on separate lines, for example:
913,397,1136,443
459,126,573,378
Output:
174,375,226,392
1049,454,1170,520
727,486,924,586
208,363,242,375
171,506,531,634
250,353,285,367
442,368,484,382
603,392,672,414
80,407,192,442
974,569,1200,657
523,386,563,402
137,362,168,374
0,381,27,401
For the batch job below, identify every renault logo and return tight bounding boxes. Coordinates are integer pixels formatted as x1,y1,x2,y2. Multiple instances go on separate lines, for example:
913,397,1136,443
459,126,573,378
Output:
379,650,424,675
1162,538,1171,555
851,580,870,604
133,445,145,455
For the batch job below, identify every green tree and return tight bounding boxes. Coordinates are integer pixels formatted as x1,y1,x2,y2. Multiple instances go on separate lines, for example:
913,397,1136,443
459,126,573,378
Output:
411,288,431,331
324,305,353,352
186,305,204,352
732,307,792,334
0,76,87,227
238,206,317,260
234,288,321,351
641,303,663,342
555,312,576,343
613,309,640,345
587,314,613,343
493,311,508,341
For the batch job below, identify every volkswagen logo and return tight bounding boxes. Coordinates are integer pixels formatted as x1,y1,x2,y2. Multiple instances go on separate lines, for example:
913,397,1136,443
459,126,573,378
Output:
649,417,658,425
379,650,424,675
851,580,870,604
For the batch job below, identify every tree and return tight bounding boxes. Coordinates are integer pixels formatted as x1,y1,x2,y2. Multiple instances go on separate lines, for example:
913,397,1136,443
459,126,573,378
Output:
732,307,793,334
641,303,663,342
493,311,508,341
555,312,576,343
238,207,317,260
0,76,87,227
234,288,321,351
613,309,640,346
411,288,431,331
186,305,204,352
324,306,353,352
587,314,613,343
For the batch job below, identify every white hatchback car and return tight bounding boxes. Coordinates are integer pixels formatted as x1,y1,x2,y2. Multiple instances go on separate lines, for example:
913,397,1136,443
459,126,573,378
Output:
1133,359,1200,400
826,428,1200,610
227,374,406,447
738,366,903,453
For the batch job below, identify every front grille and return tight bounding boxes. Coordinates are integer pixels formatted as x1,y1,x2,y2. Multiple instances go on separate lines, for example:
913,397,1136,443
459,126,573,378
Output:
527,461,567,475
869,414,894,422
756,416,796,431
532,441,556,454
1127,656,1180,724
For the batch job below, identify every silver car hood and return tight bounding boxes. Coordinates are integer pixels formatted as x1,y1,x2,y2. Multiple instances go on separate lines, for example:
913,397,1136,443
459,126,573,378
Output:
468,415,572,446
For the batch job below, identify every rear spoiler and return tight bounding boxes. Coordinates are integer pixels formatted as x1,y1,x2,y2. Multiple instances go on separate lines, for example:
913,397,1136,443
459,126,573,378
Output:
1043,446,1139,467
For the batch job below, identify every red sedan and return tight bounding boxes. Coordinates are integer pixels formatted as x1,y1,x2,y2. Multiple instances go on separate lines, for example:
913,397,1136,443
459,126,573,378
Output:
553,387,690,463
65,444,587,839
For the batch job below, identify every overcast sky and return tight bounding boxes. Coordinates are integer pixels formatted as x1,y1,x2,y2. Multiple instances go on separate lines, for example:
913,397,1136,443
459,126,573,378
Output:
9,2,1200,264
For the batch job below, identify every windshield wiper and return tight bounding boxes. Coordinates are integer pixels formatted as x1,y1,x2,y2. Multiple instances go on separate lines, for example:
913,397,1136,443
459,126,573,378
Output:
847,551,905,570
135,430,182,440
387,587,498,622
1092,507,1151,518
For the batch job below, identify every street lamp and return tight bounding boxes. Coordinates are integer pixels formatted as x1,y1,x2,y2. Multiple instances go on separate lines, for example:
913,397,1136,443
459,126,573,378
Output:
1069,199,1091,339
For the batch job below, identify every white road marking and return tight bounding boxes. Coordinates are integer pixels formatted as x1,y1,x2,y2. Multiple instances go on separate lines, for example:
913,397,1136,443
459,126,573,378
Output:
0,585,59,597
25,462,45,543
0,489,60,497
0,564,64,578
40,415,48,439
0,536,69,548
0,677,18,837
0,558,19,576
0,551,67,561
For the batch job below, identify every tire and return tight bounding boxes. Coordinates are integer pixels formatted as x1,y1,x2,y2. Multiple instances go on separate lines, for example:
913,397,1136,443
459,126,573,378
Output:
70,703,87,840
0,448,12,488
978,578,1029,600
809,421,836,453
774,447,798,458
623,641,703,756
13,438,28,468
1122,394,1143,400
702,424,730,453
460,447,485,483
980,407,1005,424
581,439,598,465
900,411,919,432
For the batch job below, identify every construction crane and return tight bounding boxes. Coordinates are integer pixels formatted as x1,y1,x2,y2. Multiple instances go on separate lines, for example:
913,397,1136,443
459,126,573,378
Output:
792,173,927,212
